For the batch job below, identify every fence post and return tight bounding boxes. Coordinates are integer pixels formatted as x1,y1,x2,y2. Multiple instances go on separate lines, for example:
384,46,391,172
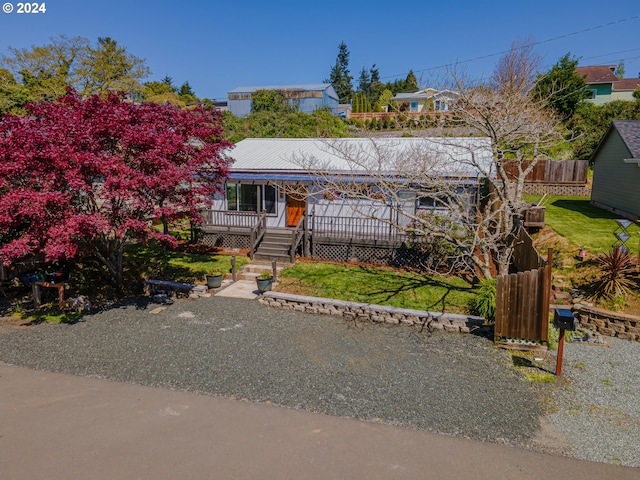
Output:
303,211,309,258
541,247,553,343
231,255,237,282
311,212,316,258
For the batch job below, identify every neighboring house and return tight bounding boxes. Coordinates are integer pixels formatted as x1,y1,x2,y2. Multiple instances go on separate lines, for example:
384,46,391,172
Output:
227,84,339,117
201,137,492,264
590,120,640,220
337,103,351,119
207,99,228,111
612,78,640,102
390,88,457,113
576,66,640,104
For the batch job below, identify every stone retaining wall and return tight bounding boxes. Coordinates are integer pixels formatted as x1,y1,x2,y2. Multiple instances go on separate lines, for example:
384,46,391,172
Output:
575,305,640,342
259,291,485,333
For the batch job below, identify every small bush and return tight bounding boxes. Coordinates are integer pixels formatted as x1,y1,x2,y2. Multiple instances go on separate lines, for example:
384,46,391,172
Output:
471,278,496,322
588,247,636,304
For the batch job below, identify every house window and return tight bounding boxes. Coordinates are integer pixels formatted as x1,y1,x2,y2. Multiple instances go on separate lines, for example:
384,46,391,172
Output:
418,195,446,209
434,100,449,111
226,183,277,214
410,101,419,112
585,89,596,100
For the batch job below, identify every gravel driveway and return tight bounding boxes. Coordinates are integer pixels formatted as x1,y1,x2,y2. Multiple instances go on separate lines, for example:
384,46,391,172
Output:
0,296,638,467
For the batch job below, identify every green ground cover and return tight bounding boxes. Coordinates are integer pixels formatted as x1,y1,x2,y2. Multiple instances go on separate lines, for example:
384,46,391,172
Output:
124,242,249,283
527,195,640,253
277,261,478,314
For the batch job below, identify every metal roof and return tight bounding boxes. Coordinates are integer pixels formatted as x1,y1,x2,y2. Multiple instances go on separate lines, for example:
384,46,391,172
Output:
226,137,494,178
227,172,479,185
228,84,334,94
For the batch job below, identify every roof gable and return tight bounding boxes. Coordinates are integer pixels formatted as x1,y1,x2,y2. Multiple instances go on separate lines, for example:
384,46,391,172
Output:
614,121,640,158
576,66,618,84
591,120,640,162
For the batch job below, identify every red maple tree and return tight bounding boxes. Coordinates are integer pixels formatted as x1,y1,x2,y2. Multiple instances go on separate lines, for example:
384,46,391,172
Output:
0,90,232,284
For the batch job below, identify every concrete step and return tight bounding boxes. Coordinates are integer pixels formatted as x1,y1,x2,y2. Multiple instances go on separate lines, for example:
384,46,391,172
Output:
238,264,287,281
241,264,287,274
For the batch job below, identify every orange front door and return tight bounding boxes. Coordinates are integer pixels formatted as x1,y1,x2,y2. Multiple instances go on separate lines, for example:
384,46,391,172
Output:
286,187,306,227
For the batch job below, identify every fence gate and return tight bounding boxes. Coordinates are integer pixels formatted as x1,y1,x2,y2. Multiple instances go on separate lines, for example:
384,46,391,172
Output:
495,249,552,348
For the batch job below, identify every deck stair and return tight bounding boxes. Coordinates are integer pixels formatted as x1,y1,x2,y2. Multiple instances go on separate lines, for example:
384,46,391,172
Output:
254,230,294,262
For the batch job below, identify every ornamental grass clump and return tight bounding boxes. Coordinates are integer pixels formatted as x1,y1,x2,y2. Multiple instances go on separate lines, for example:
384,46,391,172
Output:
589,247,637,306
470,278,496,323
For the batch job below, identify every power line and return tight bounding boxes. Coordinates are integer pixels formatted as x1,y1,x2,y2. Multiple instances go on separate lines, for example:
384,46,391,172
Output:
381,15,640,81
582,48,640,61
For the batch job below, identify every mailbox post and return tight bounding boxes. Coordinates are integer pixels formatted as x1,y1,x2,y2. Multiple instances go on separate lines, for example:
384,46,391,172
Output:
554,308,577,376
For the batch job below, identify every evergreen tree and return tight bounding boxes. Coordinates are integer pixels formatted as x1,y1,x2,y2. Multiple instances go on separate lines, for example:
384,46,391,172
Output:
368,64,382,103
404,70,419,92
357,67,370,93
325,41,353,104
370,64,380,85
352,91,371,113
383,70,420,95
178,81,195,97
162,75,176,92
178,81,198,105
533,53,587,119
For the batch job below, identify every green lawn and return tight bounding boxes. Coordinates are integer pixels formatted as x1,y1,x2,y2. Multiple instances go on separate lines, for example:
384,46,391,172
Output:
527,195,640,254
277,261,477,314
124,243,250,283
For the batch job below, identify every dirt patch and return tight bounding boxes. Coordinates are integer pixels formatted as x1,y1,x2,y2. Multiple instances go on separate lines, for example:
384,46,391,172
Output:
0,315,33,337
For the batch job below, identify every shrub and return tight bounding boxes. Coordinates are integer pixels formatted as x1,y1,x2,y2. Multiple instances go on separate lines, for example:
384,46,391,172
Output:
588,247,637,304
471,279,496,323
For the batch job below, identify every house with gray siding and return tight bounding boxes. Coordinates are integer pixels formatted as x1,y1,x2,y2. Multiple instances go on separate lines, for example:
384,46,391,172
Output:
201,137,492,264
227,84,339,117
590,120,640,220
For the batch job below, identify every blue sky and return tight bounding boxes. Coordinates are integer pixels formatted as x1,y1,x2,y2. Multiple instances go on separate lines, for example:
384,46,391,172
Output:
1,0,639,100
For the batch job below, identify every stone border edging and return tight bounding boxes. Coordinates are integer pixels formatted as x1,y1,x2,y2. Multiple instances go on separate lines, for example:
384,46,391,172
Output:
258,291,485,333
575,304,640,342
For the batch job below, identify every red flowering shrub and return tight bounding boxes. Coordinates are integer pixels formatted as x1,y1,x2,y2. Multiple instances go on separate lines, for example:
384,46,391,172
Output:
0,90,232,284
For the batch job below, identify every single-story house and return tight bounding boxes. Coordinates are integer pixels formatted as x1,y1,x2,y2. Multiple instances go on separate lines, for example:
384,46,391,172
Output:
590,120,640,220
201,137,492,264
227,84,339,117
390,88,458,113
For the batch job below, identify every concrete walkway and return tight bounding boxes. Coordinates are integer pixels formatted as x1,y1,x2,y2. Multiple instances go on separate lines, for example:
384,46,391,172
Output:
0,363,637,479
212,279,260,299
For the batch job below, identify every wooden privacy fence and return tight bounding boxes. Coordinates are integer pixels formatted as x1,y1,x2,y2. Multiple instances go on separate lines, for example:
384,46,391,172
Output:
495,240,552,347
495,264,551,343
503,160,588,184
